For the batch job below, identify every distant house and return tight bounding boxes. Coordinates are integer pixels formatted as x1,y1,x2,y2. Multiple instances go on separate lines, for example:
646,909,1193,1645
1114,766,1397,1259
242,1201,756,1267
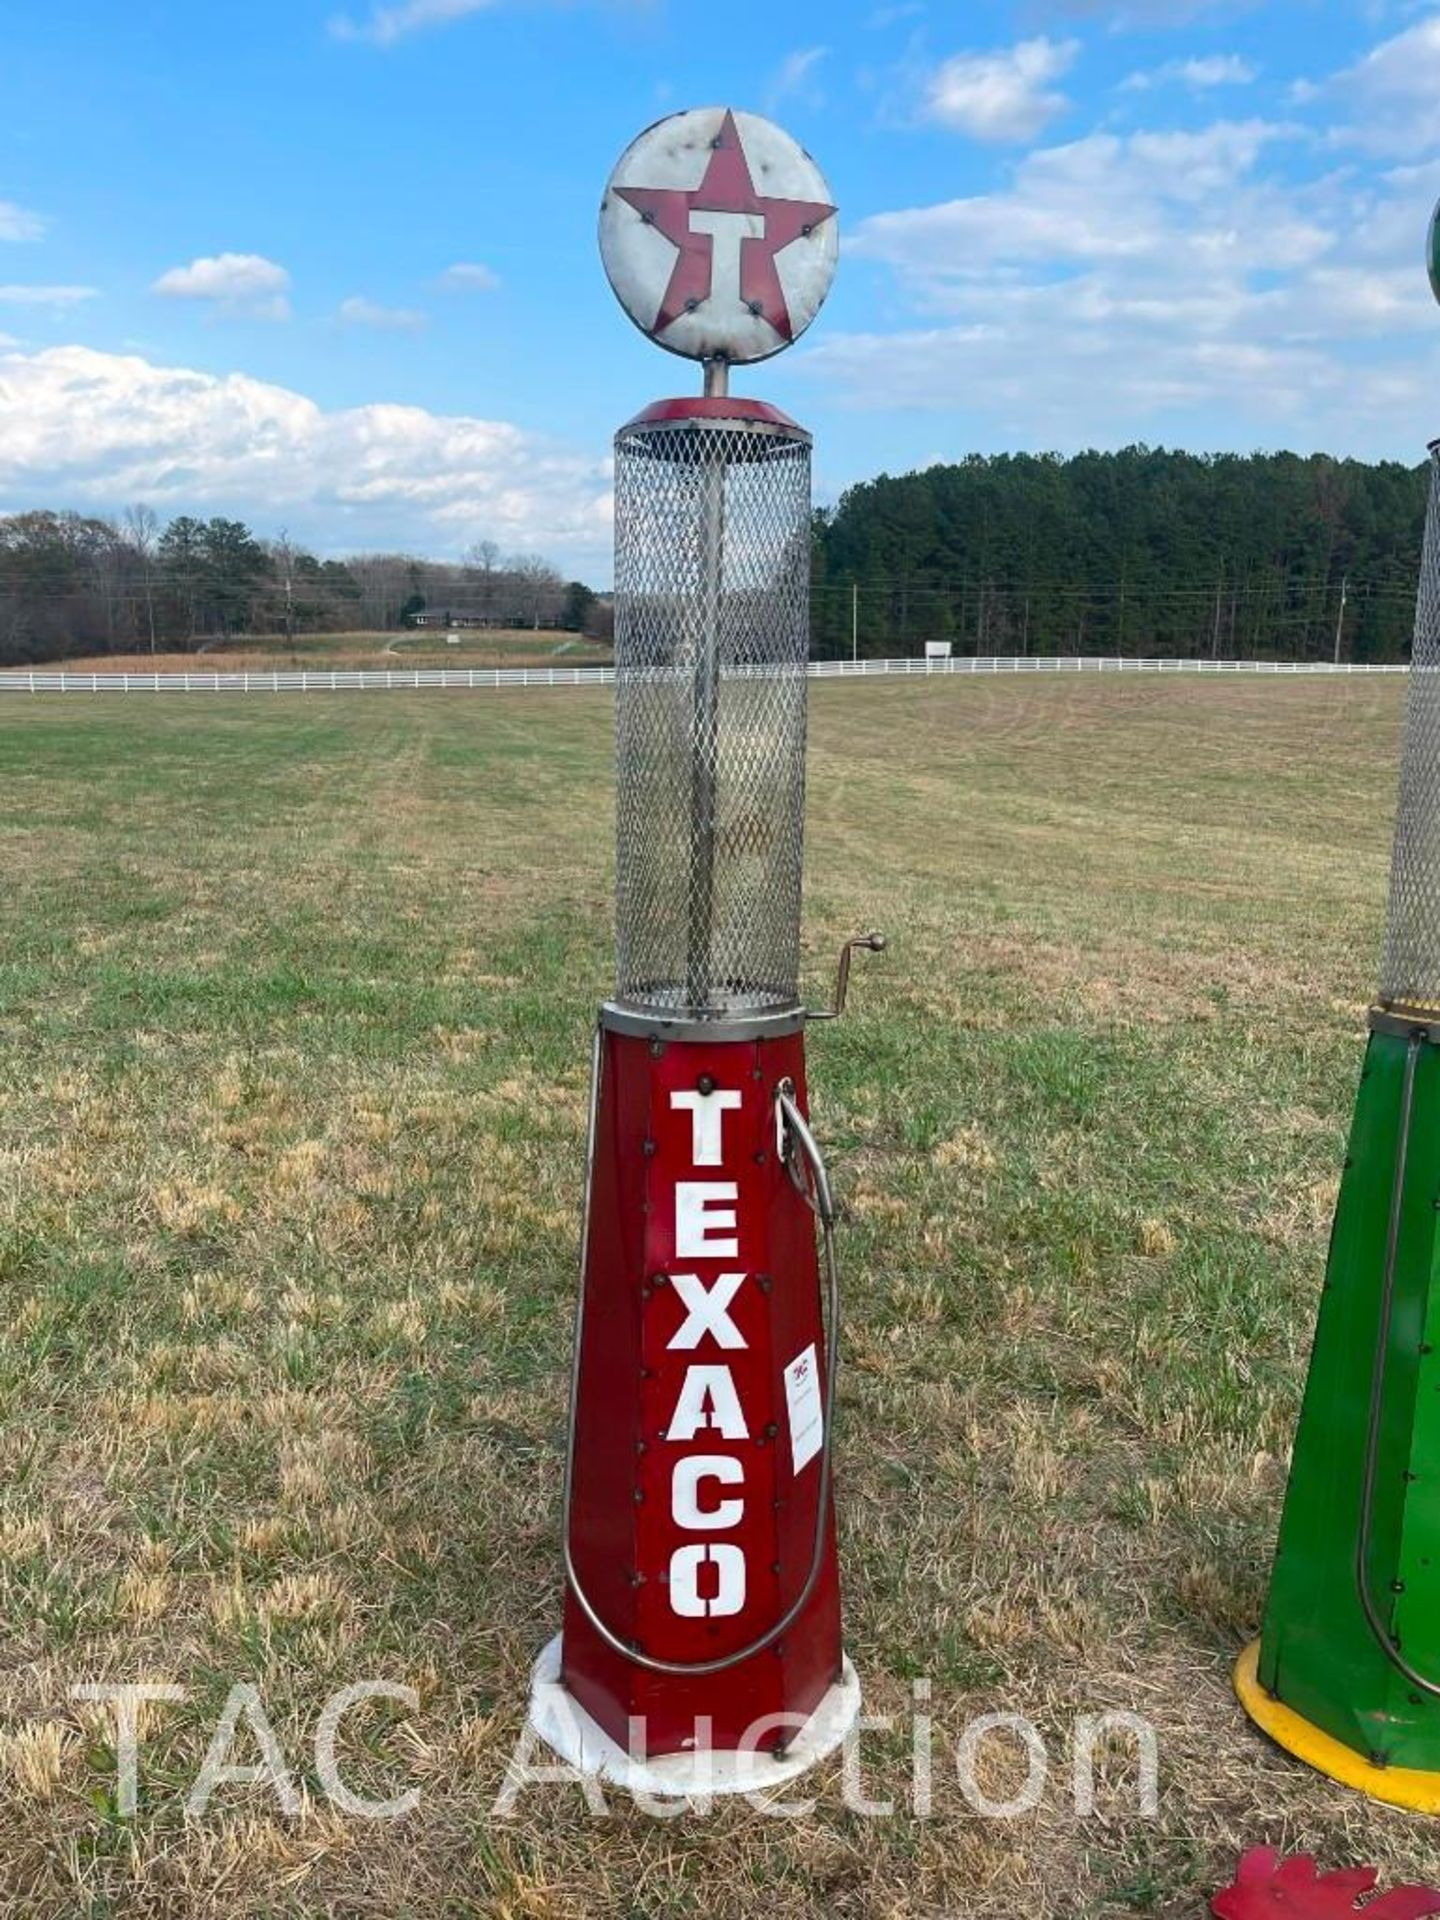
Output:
409,609,504,629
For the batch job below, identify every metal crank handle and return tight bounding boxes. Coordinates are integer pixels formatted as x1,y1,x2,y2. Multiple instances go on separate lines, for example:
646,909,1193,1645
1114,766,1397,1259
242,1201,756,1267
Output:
809,932,886,1023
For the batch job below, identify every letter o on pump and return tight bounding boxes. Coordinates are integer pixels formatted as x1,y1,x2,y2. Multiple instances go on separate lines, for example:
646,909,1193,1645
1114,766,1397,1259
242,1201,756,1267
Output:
669,1542,746,1618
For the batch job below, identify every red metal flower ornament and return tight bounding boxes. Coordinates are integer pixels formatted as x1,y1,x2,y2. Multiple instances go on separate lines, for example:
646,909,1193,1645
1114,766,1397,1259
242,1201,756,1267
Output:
1212,1849,1440,1918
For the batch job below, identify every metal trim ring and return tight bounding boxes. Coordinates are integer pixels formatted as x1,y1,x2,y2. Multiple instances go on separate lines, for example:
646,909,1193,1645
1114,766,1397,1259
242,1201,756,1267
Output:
620,396,811,439
620,415,809,446
599,999,807,1042
1372,1005,1440,1042
614,411,813,465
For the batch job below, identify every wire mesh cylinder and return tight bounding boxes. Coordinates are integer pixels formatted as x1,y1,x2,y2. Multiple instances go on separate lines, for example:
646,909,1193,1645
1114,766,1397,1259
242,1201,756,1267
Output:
1382,443,1440,1010
613,404,812,1019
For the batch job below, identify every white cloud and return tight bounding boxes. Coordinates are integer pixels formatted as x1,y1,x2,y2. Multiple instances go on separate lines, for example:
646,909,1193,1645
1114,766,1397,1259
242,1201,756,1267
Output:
766,46,829,113
151,253,292,320
920,37,1079,142
0,285,97,307
436,261,501,293
850,122,1316,278
1314,16,1440,156
337,295,426,331
329,0,495,46
805,115,1440,457
0,343,611,564
1122,54,1257,92
0,200,44,242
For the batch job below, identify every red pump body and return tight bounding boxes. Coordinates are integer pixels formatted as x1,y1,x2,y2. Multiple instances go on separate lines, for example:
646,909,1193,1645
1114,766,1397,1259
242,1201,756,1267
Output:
561,1021,842,1758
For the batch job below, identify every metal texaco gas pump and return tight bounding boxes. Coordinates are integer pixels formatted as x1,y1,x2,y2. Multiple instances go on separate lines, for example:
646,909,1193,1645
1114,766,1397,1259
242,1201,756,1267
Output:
526,107,879,1794
1235,202,1440,1812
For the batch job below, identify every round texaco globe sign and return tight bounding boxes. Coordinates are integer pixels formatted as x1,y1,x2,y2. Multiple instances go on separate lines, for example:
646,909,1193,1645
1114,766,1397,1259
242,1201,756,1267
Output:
1430,196,1440,307
599,107,838,365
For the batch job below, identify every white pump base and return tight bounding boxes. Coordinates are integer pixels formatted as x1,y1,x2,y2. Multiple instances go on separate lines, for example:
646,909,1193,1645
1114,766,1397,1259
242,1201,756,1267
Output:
524,1634,863,1798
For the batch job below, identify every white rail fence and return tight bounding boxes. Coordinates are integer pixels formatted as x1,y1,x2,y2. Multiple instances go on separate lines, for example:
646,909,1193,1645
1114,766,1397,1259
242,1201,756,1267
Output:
0,655,1411,695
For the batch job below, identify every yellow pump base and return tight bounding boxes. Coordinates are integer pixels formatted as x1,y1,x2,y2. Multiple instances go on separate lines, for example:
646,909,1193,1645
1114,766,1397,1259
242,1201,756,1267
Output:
1235,1641,1440,1815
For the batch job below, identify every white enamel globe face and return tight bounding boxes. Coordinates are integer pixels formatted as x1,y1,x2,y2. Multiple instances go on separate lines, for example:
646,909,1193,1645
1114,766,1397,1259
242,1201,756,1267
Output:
599,106,839,365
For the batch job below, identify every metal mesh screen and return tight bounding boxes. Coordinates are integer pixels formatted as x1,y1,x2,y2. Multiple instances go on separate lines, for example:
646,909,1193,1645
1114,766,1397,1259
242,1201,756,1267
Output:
1381,443,1440,1010
613,413,811,1018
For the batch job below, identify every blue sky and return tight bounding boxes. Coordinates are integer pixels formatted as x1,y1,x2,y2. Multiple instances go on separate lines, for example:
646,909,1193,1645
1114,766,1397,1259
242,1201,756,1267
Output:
1,0,1439,577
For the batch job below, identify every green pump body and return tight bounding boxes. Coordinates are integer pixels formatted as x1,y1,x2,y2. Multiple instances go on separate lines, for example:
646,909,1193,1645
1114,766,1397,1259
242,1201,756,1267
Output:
1259,1019,1440,1769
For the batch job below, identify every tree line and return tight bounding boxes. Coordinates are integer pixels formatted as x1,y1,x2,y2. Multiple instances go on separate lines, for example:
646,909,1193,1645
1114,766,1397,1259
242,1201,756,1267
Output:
6,444,1435,666
811,446,1433,663
0,513,605,664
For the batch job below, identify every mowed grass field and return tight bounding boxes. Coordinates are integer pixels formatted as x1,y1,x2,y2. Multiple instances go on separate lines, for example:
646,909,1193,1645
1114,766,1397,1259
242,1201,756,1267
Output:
0,675,1427,1917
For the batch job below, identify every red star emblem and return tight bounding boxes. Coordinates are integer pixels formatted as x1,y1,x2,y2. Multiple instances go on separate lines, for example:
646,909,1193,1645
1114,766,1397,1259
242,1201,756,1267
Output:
615,110,836,345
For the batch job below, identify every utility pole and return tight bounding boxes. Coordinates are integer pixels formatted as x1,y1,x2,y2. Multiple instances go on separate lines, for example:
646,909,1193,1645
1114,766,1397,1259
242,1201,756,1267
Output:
277,528,295,648
851,580,858,665
1334,572,1349,664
